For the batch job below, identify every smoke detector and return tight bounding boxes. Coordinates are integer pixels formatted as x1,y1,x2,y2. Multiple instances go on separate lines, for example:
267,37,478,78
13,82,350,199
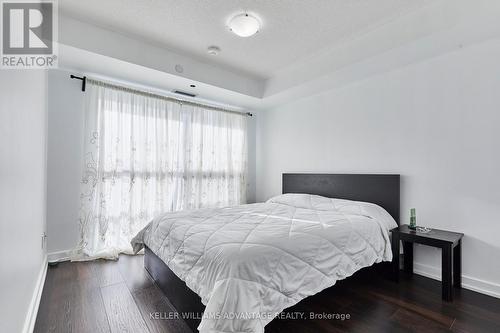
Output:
207,46,221,55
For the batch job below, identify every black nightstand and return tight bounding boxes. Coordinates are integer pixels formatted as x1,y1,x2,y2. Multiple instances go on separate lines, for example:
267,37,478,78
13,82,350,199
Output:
391,224,464,301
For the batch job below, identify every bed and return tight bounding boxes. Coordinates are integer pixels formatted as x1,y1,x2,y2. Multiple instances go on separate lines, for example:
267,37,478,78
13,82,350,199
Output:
132,173,400,333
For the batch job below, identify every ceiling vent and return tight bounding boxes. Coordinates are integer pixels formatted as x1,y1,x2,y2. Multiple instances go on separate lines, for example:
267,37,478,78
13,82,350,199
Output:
173,90,197,98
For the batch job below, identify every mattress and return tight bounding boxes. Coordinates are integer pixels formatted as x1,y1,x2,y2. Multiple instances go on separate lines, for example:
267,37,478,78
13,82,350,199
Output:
131,193,397,333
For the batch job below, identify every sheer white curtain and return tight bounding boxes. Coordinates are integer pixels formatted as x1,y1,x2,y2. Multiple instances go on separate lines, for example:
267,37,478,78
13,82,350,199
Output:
73,80,247,260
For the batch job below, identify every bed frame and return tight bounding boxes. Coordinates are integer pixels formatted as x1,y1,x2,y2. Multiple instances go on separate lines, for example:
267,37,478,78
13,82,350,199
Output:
144,173,400,331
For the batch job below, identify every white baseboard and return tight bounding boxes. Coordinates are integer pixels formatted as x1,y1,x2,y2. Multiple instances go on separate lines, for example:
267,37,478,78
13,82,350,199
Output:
48,249,72,263
414,262,500,299
22,255,48,333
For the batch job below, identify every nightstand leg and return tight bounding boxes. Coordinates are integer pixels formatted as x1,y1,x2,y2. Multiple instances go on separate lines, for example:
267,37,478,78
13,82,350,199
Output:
392,233,400,282
442,244,453,301
454,240,462,289
403,241,413,275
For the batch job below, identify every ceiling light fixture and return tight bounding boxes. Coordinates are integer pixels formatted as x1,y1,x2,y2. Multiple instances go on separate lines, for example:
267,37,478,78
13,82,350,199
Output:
228,13,260,37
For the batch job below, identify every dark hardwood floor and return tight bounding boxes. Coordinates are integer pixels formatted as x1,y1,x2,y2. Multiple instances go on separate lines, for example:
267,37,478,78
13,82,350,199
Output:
34,255,500,333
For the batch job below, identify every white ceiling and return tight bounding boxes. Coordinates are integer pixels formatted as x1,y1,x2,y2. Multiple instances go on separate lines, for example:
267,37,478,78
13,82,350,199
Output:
60,0,434,80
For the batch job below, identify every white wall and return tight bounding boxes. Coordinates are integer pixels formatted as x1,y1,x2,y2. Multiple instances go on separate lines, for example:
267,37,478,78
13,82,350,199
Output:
256,39,500,298
46,69,84,256
0,70,48,333
46,68,257,259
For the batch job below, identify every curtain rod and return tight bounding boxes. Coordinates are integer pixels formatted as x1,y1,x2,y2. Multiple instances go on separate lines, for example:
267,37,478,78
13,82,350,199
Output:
69,75,253,117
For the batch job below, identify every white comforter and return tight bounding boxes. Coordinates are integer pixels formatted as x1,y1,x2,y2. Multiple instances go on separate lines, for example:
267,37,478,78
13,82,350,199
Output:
131,193,397,333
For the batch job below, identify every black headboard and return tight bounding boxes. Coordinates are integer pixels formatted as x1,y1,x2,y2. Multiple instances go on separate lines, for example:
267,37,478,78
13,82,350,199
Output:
282,173,400,224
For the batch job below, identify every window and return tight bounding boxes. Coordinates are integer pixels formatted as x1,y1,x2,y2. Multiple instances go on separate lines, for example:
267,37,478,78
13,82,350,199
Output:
75,80,247,259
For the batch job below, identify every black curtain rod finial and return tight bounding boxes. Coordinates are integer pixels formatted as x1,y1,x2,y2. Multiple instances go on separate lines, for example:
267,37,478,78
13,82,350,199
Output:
70,74,87,92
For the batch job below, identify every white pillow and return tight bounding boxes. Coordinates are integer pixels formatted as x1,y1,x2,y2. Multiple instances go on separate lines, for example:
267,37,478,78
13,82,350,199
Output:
267,193,397,230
